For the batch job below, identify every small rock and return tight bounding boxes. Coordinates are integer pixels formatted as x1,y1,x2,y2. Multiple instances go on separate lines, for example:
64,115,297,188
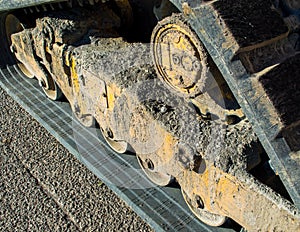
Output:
160,106,167,113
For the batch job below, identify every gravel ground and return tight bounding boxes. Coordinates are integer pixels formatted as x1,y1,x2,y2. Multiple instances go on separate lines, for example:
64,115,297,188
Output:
0,86,152,232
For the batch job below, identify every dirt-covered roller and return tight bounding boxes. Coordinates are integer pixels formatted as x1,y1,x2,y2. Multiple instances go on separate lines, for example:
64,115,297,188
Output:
0,0,299,231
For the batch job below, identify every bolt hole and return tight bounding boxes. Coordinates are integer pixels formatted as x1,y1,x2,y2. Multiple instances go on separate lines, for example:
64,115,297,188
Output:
145,159,154,170
179,75,184,84
193,60,201,71
39,80,46,88
195,195,204,209
172,54,180,65
106,128,114,138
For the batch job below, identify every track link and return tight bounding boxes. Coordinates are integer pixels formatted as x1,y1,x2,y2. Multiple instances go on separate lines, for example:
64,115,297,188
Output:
167,0,300,210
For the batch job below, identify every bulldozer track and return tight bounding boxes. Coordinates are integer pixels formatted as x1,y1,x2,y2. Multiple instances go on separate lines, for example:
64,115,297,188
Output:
0,61,238,231
1,0,299,230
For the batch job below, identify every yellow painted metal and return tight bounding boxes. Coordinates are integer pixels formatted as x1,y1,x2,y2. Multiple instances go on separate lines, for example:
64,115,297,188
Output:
177,165,300,231
70,57,80,95
106,84,121,110
5,14,34,78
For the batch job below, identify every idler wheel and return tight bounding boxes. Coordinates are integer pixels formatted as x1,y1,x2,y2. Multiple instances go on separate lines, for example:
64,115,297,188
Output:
151,14,208,97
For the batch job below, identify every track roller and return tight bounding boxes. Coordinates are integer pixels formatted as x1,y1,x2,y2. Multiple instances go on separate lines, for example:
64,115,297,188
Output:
5,14,34,78
39,76,63,101
137,154,173,186
100,127,128,154
181,189,227,227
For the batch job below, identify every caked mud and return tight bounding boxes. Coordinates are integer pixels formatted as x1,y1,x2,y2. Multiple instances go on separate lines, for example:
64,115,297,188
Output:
1,0,299,231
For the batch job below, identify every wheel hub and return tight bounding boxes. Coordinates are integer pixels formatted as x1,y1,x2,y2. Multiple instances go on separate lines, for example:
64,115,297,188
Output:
151,16,207,96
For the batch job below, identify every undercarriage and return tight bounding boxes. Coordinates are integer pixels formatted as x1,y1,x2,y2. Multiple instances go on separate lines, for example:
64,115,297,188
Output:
0,0,299,230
